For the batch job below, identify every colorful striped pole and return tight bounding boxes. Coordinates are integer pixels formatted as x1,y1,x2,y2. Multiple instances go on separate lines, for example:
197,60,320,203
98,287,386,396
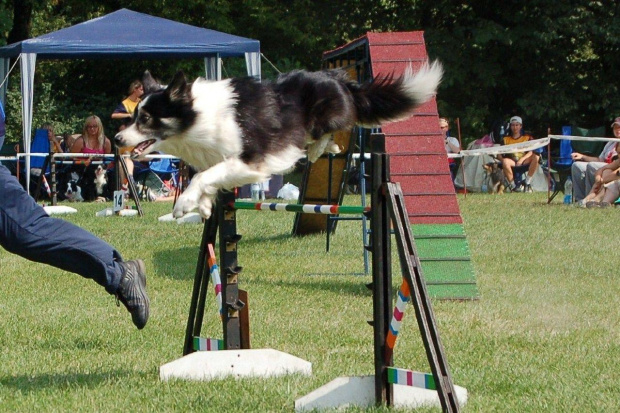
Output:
231,201,369,215
193,336,224,351
385,279,411,363
386,367,436,390
208,244,223,316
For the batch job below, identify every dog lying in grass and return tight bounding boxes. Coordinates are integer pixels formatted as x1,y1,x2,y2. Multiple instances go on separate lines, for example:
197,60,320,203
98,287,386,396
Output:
482,162,505,194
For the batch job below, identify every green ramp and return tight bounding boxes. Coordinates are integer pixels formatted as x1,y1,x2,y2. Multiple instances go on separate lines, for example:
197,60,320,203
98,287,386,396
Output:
411,223,479,300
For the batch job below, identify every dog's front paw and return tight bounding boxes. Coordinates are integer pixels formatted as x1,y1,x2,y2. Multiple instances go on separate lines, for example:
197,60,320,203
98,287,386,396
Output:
173,191,201,218
326,140,341,155
197,195,214,219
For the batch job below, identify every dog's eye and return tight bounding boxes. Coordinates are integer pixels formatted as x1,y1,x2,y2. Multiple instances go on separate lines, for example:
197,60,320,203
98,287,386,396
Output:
139,113,151,123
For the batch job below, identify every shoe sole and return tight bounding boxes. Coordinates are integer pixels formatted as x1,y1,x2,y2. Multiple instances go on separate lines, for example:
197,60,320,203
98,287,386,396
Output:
132,259,150,329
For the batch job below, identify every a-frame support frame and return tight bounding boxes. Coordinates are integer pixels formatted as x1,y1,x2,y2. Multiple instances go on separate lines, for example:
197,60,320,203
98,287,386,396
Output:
296,140,465,411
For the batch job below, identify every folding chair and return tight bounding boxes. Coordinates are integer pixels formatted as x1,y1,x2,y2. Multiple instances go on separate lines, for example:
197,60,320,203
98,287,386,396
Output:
138,156,179,199
544,138,573,203
27,129,52,200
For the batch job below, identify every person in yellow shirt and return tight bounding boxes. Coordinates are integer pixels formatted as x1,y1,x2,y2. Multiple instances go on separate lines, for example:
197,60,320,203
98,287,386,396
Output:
111,80,145,189
112,80,143,121
497,116,540,192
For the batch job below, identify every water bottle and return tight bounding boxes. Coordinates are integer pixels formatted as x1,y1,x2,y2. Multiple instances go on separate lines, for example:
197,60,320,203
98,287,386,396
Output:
500,125,505,137
250,183,260,201
563,178,572,204
481,180,488,193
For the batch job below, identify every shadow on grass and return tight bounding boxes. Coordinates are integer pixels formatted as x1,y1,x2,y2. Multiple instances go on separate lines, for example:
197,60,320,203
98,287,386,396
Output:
153,246,202,281
0,370,149,393
252,276,372,297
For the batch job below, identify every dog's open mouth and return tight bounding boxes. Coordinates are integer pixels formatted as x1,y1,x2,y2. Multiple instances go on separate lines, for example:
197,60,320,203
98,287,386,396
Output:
131,139,157,159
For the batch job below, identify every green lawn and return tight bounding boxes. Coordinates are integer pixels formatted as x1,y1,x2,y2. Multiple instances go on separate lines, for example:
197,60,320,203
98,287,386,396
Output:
0,193,618,412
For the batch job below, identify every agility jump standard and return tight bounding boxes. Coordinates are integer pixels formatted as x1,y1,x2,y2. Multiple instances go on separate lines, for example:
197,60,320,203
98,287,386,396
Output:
163,145,464,411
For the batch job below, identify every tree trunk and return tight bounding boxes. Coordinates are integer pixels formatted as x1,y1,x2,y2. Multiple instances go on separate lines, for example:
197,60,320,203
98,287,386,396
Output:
7,0,34,44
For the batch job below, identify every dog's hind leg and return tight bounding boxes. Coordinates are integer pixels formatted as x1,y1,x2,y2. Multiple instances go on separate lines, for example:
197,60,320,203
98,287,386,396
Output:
173,159,268,219
306,134,341,163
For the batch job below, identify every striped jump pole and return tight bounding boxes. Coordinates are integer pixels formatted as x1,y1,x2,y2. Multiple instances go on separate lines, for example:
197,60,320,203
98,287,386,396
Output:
207,244,223,316
231,201,369,215
385,279,411,364
387,367,436,390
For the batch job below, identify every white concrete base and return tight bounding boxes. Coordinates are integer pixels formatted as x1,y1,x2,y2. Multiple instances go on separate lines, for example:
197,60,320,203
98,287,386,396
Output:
295,375,468,411
44,205,77,215
159,349,312,381
157,212,202,224
95,207,138,217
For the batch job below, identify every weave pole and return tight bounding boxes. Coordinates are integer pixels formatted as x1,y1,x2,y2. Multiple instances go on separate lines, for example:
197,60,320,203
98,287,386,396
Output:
231,201,369,215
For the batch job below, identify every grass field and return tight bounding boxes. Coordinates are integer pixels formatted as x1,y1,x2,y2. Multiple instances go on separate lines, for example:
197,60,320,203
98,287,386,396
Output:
1,193,619,412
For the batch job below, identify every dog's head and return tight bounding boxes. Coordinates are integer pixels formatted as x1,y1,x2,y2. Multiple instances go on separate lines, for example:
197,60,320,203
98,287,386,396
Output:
94,165,107,194
114,71,197,158
65,180,83,202
483,162,502,175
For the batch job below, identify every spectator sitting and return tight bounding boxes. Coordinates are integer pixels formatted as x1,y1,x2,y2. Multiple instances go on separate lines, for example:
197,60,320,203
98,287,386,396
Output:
69,115,112,181
497,116,539,192
570,117,620,203
70,115,112,156
580,156,620,208
111,80,145,188
60,133,77,153
440,117,461,181
42,124,63,153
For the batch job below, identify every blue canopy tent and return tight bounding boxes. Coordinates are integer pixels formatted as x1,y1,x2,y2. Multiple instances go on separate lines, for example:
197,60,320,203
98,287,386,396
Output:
0,8,261,189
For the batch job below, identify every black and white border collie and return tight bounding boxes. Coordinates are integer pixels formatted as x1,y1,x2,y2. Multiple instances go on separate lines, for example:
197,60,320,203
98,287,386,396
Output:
115,62,443,219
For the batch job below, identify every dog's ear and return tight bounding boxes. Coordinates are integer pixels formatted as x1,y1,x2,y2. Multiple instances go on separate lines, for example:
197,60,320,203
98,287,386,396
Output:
166,71,190,103
142,70,164,95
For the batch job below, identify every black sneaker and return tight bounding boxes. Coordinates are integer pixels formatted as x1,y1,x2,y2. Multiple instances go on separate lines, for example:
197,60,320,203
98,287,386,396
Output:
524,184,533,193
116,259,150,329
514,183,525,192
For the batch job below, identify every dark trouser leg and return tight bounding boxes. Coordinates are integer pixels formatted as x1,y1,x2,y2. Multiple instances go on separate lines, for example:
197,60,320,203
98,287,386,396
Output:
0,164,122,294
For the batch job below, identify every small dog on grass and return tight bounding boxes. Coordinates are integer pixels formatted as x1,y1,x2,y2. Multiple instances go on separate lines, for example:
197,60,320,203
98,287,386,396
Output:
482,162,505,194
80,164,110,202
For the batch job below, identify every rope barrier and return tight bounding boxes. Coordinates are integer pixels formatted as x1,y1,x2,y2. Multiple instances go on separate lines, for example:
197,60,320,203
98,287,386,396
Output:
547,134,620,142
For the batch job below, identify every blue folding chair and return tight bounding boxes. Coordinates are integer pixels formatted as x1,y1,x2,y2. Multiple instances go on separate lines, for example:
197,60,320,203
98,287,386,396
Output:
138,156,179,199
545,138,573,202
25,129,52,199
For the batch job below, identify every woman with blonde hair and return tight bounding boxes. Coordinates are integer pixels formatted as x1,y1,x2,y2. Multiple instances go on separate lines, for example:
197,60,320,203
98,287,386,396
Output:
70,115,112,155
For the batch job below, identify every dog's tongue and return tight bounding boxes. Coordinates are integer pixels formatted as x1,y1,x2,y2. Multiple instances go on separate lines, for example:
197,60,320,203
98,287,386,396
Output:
132,140,155,158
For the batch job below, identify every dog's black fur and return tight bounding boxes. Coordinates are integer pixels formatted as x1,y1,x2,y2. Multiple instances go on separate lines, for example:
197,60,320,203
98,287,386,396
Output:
483,162,506,194
116,62,443,218
79,164,110,202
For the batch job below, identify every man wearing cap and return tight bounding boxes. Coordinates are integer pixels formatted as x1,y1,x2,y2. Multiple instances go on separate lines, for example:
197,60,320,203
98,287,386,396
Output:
440,117,461,182
498,116,540,192
570,117,620,203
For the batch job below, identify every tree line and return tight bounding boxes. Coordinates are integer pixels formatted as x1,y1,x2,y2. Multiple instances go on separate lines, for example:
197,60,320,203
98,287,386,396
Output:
1,0,619,145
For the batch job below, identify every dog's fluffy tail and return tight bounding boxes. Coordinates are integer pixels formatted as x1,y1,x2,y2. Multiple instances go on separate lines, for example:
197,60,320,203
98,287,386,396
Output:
348,60,443,126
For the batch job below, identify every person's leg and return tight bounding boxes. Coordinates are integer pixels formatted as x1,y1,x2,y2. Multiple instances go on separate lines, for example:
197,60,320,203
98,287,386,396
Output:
585,162,606,195
571,162,588,202
0,164,122,293
0,164,149,328
525,153,540,185
602,181,620,204
502,157,516,189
